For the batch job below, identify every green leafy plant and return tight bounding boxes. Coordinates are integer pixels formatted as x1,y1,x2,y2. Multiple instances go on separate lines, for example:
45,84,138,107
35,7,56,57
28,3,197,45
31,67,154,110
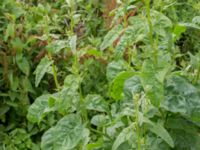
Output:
0,0,200,149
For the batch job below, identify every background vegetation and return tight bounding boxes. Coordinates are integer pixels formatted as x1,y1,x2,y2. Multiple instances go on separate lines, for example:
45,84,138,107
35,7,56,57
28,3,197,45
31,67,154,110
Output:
0,0,200,149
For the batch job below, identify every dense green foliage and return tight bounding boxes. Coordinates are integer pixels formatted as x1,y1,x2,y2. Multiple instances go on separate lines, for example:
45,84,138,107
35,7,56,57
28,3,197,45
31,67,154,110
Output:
0,0,200,149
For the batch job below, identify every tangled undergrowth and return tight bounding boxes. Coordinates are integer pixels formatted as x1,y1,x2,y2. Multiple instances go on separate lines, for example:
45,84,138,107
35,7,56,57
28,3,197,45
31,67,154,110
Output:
0,0,200,149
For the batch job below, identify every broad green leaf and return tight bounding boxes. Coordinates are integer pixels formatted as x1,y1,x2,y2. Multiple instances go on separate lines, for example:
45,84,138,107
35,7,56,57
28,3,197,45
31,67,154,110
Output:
189,51,200,69
106,121,124,138
166,117,200,150
81,128,90,150
151,10,173,29
16,53,30,76
150,11,173,48
55,88,79,114
178,23,200,30
64,74,82,91
100,24,123,51
141,60,164,107
112,124,135,150
41,114,86,150
8,71,19,91
123,76,143,101
151,10,172,40
91,114,109,127
0,105,9,116
161,76,200,126
22,77,35,94
110,71,135,100
46,40,68,54
5,128,33,150
87,138,103,150
116,17,148,53
34,56,53,87
86,49,102,57
66,0,75,8
146,134,170,150
11,38,24,52
156,51,172,83
106,60,128,82
27,94,52,123
173,24,186,41
192,16,200,26
85,94,109,112
143,117,174,148
166,117,198,134
69,35,77,54
4,23,15,41
170,130,200,150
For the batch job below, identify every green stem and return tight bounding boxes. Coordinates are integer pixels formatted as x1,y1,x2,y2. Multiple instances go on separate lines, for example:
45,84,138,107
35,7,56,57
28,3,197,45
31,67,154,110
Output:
134,94,141,150
145,0,153,45
68,2,88,122
70,1,75,34
48,53,60,90
195,65,200,84
145,0,157,64
52,63,60,90
89,127,112,141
